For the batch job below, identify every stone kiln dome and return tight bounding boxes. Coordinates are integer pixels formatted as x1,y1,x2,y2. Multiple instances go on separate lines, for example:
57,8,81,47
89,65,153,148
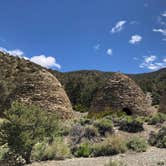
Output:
0,52,73,119
159,94,166,113
89,73,152,116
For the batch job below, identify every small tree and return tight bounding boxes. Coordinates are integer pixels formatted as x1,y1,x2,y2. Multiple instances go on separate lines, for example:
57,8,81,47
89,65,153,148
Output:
0,102,59,164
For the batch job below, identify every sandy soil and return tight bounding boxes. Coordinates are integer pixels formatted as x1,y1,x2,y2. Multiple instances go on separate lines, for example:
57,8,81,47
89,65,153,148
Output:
27,147,166,166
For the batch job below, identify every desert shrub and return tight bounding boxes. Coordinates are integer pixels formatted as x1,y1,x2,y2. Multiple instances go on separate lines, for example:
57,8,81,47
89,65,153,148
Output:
119,117,144,133
74,104,88,113
31,138,71,161
0,144,9,160
58,123,71,137
148,113,166,125
92,136,126,157
149,126,166,148
30,141,47,161
84,125,98,140
70,124,85,145
0,151,26,166
79,118,92,126
44,138,71,160
107,136,127,154
105,159,127,166
0,102,59,164
74,142,92,157
94,118,114,136
127,137,148,152
92,142,112,157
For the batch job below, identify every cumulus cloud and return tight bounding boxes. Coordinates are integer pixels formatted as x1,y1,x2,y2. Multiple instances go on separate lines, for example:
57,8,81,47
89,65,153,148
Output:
30,55,61,69
111,20,127,33
153,28,166,36
0,47,24,57
0,47,61,69
106,48,112,56
129,35,142,44
139,55,166,70
161,11,166,17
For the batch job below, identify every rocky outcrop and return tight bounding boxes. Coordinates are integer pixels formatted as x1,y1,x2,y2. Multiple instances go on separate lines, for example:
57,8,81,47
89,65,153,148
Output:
89,73,154,116
159,94,166,113
0,52,73,118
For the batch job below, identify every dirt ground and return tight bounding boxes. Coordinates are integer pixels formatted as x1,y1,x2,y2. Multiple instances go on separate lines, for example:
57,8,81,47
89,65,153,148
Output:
27,147,166,166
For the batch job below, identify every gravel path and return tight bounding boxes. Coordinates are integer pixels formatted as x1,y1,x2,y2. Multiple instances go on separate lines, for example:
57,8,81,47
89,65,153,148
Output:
27,147,166,166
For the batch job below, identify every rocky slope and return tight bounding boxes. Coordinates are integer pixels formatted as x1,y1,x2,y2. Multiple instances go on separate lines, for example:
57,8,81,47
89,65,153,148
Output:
0,52,73,118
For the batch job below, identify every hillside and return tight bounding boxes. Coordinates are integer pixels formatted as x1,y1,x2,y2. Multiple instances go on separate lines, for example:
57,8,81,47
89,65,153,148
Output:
51,69,166,112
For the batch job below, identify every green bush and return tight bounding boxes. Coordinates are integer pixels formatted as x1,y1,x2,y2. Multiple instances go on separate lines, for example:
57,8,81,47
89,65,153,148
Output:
127,137,148,152
79,118,92,126
31,141,47,161
31,138,71,161
0,144,9,160
94,118,114,136
107,136,127,154
74,104,88,113
149,126,166,148
92,143,112,157
45,138,71,160
74,142,92,157
105,159,127,166
148,113,166,125
92,136,126,157
119,117,144,133
0,102,59,164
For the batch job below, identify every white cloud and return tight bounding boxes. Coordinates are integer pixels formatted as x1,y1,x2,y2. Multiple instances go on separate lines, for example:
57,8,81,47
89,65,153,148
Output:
111,20,127,33
0,47,24,57
30,55,61,69
93,44,100,51
0,47,61,69
130,21,139,25
144,55,156,63
161,11,166,17
133,57,139,61
129,35,142,44
139,55,166,70
106,48,112,56
153,28,166,36
157,16,166,26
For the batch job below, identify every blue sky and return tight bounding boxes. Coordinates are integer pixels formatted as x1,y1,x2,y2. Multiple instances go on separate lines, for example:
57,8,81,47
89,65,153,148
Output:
0,0,166,73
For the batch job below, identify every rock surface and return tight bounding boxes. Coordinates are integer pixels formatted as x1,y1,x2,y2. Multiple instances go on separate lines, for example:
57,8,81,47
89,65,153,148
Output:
89,73,154,116
0,52,73,118
159,94,166,113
